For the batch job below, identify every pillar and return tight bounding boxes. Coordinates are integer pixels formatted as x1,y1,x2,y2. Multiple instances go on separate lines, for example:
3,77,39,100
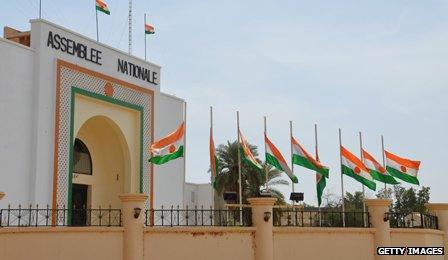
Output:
425,203,448,260
119,193,148,260
248,197,276,260
364,199,392,260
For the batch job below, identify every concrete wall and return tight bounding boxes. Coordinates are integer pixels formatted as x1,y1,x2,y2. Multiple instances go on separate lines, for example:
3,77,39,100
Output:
153,92,185,208
274,227,376,260
144,227,255,260
390,229,445,260
0,38,34,207
184,182,213,208
0,227,123,260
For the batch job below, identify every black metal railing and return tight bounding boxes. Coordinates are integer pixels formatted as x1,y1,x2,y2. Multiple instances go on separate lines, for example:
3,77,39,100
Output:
387,212,438,230
0,205,121,227
273,208,370,228
146,206,252,227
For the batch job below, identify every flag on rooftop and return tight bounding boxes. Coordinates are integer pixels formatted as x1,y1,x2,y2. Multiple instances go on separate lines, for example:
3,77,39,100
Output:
341,146,376,191
362,149,399,185
385,150,421,185
291,137,329,178
238,130,263,172
96,0,110,15
145,23,155,34
315,153,326,207
265,134,297,183
149,122,184,165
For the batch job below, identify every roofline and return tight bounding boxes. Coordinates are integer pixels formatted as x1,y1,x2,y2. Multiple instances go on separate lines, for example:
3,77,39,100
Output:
30,19,161,69
0,37,34,52
160,92,186,102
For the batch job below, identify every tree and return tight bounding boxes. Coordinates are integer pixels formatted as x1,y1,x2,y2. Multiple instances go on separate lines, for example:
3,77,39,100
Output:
393,185,430,214
214,140,289,205
344,191,365,212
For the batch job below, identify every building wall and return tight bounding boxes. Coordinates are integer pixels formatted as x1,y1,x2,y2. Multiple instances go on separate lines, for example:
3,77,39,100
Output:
0,227,123,260
0,38,34,207
184,182,213,208
273,227,376,260
390,229,445,260
153,92,185,208
143,227,255,260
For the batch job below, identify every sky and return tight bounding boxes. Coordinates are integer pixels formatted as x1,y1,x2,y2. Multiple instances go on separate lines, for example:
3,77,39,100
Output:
1,0,448,205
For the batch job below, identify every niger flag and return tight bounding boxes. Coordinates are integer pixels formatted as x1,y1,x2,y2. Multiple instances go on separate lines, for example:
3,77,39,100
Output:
341,146,376,191
149,122,184,165
385,151,421,185
96,0,110,15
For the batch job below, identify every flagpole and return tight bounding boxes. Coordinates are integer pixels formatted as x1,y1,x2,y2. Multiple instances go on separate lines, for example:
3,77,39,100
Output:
183,102,187,209
263,116,268,191
315,124,321,226
210,106,218,211
338,128,346,227
381,135,386,190
289,121,294,206
237,111,242,223
359,131,367,227
39,0,42,19
144,13,147,60
95,8,99,42
128,0,133,54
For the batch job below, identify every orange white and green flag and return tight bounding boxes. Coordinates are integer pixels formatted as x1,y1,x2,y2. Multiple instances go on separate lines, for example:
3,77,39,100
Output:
362,149,399,185
149,122,184,165
265,134,297,183
385,150,421,185
96,0,110,15
291,137,329,178
239,130,263,172
315,153,326,207
145,23,155,34
341,146,376,191
209,127,219,189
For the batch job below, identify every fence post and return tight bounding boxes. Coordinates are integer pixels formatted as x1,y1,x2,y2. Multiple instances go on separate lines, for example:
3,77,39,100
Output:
425,203,448,260
119,193,148,260
364,199,392,260
248,197,276,260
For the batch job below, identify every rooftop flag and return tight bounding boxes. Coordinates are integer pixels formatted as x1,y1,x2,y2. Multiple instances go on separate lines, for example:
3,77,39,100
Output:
238,130,263,172
363,149,399,185
96,0,110,15
341,146,376,191
385,150,421,185
291,137,329,178
265,134,298,183
145,23,155,34
149,122,184,165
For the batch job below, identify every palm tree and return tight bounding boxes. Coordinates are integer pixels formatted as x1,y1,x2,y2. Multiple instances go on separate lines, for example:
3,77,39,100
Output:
214,140,289,205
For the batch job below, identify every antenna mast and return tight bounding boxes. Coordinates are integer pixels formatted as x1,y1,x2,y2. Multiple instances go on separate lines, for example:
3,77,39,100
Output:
128,0,132,54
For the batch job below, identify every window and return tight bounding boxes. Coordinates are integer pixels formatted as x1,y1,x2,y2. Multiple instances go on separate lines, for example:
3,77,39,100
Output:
73,139,92,175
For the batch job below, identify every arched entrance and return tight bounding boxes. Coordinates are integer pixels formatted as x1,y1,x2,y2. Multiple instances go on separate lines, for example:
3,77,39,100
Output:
72,115,131,224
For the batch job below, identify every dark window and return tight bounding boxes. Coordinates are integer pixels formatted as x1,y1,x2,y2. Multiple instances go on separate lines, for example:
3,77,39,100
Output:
73,139,92,175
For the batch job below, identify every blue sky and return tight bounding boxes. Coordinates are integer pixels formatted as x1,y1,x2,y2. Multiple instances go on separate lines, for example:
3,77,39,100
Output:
2,0,447,205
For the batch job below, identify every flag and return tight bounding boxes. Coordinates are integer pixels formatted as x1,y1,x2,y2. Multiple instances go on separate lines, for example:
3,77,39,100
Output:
291,137,329,178
315,153,326,207
341,146,376,191
265,134,298,183
385,150,421,185
149,122,184,165
96,0,110,15
238,130,263,171
209,127,219,189
362,149,399,185
145,23,155,34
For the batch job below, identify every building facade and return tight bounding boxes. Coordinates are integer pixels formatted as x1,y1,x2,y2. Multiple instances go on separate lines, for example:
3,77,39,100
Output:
0,19,187,210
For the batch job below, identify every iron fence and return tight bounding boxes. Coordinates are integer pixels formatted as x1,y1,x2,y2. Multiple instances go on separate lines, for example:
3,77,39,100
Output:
146,206,252,227
273,208,370,228
387,212,438,230
0,205,121,227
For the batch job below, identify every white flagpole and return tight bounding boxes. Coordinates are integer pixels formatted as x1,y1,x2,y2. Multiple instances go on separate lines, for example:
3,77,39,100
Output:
128,0,133,54
263,116,268,191
339,128,346,227
183,102,187,208
289,121,294,205
359,131,367,227
315,124,321,226
210,106,218,210
39,0,42,19
95,6,99,42
381,135,386,190
237,111,242,222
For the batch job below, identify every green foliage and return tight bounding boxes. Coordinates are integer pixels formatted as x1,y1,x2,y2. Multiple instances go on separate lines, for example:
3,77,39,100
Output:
344,191,365,212
214,140,288,204
392,185,430,214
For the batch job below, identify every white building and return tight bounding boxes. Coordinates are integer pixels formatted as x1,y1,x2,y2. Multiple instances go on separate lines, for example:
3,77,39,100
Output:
0,19,190,212
184,182,213,209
